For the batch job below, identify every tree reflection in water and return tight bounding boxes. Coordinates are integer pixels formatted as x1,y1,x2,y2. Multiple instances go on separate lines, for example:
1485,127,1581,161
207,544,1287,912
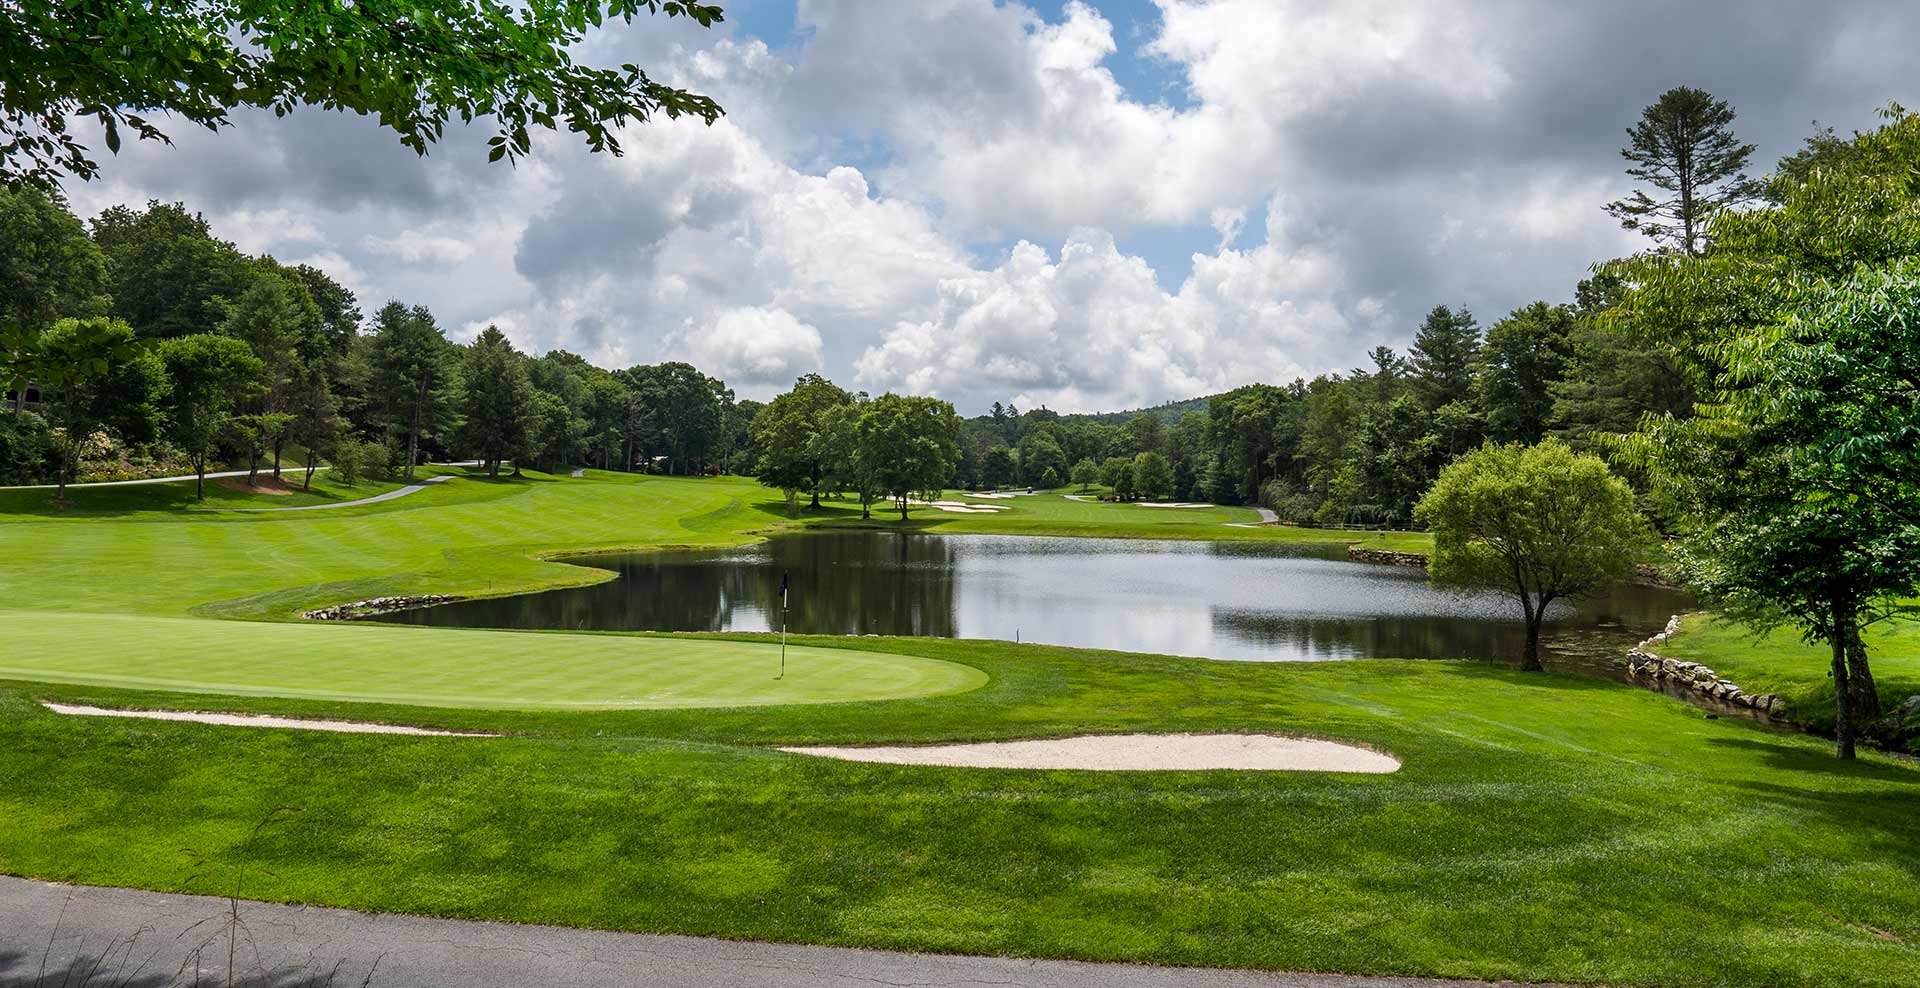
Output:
377,532,1689,664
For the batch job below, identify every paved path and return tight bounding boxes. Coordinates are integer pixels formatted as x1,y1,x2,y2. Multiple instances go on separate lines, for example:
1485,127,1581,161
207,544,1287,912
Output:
225,475,452,512
0,877,1558,988
570,467,586,478
0,467,324,491
1226,507,1279,528
0,461,482,492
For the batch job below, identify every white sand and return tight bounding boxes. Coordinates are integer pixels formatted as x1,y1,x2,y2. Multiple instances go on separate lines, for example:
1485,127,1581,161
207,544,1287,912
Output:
781,732,1399,773
1137,501,1216,508
908,499,1010,513
42,702,493,737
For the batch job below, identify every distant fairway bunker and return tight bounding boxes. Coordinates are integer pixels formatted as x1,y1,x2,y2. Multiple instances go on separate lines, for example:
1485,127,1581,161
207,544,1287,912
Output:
42,701,496,736
782,732,1402,773
0,611,988,710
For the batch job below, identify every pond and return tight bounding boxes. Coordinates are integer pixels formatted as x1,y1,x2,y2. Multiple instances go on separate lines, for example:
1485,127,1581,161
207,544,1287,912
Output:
374,532,1691,666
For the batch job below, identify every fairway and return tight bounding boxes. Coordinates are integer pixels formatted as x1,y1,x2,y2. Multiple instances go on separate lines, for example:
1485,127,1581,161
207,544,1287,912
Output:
0,611,985,709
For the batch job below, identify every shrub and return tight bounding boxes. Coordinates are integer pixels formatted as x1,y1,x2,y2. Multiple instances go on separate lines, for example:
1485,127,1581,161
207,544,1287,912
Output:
0,410,57,485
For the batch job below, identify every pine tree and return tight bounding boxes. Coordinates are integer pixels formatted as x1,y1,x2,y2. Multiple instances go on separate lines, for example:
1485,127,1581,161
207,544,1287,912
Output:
457,326,533,478
1408,305,1480,411
1605,86,1761,256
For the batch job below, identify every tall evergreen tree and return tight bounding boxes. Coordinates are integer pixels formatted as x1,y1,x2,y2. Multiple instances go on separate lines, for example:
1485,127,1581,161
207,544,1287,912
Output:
1605,86,1761,256
1407,305,1480,412
457,326,533,477
1479,302,1576,444
366,302,457,479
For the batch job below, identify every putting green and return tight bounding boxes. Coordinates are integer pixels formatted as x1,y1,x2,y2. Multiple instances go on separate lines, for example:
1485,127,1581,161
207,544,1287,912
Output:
0,610,987,709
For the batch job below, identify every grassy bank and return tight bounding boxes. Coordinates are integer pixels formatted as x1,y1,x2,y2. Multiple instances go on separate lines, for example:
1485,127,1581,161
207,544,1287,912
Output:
800,489,1435,553
1659,615,1920,727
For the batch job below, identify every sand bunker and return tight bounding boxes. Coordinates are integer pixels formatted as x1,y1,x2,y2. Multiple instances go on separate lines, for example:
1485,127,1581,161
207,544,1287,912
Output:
909,499,1011,513
42,702,492,737
781,732,1399,773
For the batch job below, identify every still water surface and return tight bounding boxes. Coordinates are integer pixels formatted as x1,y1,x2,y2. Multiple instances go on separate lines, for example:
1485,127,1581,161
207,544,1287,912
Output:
377,532,1690,664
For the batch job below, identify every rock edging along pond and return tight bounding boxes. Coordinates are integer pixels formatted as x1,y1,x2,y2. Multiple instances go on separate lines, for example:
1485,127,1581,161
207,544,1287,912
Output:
304,595,459,621
1623,615,1787,716
1346,546,1429,567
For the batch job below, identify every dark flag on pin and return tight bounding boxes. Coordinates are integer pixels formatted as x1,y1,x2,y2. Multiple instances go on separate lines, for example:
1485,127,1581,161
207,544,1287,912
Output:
776,572,790,679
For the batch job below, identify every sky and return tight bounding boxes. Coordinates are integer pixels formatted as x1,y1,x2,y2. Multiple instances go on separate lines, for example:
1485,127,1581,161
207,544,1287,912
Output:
62,0,1920,414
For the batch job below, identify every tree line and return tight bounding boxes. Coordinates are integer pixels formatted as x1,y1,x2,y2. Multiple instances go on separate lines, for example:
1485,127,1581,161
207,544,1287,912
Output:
943,284,1687,524
1,195,760,497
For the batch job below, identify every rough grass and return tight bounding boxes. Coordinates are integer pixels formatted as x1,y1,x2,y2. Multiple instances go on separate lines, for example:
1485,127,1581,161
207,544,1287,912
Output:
2,641,1916,987
1659,614,1920,726
1,470,1916,986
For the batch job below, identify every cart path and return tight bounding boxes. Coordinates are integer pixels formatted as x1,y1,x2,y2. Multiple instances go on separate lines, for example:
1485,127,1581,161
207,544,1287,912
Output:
224,475,453,512
0,876,1568,988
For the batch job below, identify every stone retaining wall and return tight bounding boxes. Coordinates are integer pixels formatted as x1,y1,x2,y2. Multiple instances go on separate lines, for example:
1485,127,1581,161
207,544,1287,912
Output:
1345,546,1428,567
303,594,458,621
1622,615,1787,715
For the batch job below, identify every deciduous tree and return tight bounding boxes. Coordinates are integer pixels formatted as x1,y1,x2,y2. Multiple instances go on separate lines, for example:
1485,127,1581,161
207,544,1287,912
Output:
159,334,265,499
34,316,142,498
1,187,110,412
1132,451,1173,501
1416,441,1652,672
752,374,852,507
2,0,726,188
1603,106,1920,758
856,394,961,520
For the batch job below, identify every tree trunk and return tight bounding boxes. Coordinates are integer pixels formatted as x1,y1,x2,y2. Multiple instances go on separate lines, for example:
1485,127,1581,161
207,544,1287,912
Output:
1520,618,1544,672
272,440,284,479
194,453,207,501
1844,625,1881,725
898,496,909,521
1831,593,1857,760
1677,137,1698,256
303,460,318,491
1518,595,1544,672
406,401,422,480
